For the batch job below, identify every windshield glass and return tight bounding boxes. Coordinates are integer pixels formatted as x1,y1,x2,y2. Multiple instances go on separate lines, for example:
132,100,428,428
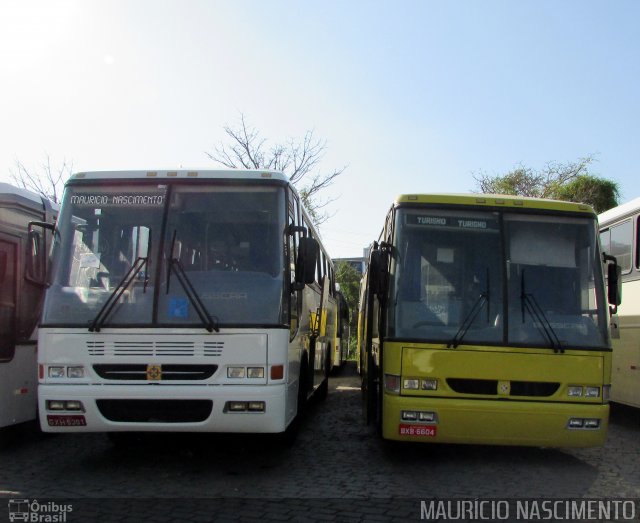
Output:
42,183,286,327
157,185,285,326
388,208,609,349
504,213,607,349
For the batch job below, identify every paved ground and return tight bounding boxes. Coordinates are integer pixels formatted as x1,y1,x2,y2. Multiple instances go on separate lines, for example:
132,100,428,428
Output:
1,362,639,521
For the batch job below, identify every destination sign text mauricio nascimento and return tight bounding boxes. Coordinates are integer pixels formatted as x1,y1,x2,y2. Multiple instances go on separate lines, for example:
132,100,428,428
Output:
70,194,165,207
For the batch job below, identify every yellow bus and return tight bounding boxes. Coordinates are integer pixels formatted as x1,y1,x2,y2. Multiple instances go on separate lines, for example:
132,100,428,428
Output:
359,194,620,447
599,198,640,408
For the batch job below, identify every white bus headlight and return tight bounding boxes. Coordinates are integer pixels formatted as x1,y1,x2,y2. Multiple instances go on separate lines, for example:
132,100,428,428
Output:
403,379,419,390
48,367,65,378
227,367,245,379
247,367,264,379
67,366,85,379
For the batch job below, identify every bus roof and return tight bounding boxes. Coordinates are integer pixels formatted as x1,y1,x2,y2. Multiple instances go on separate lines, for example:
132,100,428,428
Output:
68,169,290,183
0,182,46,209
598,197,640,227
394,193,596,214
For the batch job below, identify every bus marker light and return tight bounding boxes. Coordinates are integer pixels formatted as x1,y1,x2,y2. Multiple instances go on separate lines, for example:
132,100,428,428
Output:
64,401,84,412
567,386,583,397
248,401,265,412
270,365,284,380
419,411,436,422
227,401,248,412
403,379,419,390
603,385,610,401
247,367,264,379
384,374,400,393
585,387,600,398
227,367,245,378
401,410,418,421
421,379,438,391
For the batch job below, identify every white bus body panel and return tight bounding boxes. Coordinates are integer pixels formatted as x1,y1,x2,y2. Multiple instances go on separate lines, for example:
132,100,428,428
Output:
611,278,640,408
38,328,299,433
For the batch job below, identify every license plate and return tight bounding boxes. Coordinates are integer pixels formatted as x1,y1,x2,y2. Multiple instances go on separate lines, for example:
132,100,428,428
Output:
399,424,437,437
47,415,87,427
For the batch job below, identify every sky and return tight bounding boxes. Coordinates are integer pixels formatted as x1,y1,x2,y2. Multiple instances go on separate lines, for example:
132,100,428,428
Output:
1,0,639,259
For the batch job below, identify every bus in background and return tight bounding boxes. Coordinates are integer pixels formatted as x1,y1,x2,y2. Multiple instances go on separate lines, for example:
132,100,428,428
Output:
332,289,349,369
35,170,336,440
359,194,620,447
599,198,640,408
0,183,57,430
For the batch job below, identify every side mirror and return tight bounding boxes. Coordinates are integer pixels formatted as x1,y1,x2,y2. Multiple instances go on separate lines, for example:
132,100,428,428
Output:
26,221,55,286
607,261,622,308
295,236,318,286
368,242,389,297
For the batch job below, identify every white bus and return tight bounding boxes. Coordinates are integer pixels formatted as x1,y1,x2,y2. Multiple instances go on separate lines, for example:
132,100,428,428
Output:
599,198,640,408
0,183,57,430
35,170,337,439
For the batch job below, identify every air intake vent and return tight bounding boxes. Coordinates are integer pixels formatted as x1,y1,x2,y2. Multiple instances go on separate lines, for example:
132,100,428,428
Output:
86,340,224,357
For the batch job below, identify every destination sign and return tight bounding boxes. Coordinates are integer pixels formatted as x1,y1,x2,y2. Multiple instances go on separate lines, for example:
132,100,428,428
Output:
70,193,165,207
405,214,499,230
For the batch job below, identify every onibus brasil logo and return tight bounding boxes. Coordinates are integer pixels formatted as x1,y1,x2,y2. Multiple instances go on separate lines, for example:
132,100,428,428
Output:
8,499,73,522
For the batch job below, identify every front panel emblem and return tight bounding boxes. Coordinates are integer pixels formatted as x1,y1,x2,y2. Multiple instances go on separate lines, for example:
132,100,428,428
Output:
498,380,510,395
147,364,162,381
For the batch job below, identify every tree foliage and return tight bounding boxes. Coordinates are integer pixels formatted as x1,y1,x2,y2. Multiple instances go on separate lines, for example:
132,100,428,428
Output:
206,114,346,227
473,155,620,213
335,261,362,325
10,155,72,203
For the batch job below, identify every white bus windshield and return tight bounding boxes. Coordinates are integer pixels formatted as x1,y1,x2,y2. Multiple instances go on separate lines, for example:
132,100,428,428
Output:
388,209,609,350
42,183,286,328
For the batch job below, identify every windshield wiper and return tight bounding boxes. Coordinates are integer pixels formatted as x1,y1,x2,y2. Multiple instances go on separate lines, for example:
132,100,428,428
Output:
448,269,490,348
89,256,149,332
166,230,219,332
520,270,564,353
448,292,488,348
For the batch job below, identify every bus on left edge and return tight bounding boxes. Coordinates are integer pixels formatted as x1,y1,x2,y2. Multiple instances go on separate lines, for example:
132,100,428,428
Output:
0,183,57,431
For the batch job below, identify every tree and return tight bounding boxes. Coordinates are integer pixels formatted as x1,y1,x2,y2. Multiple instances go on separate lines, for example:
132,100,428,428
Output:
10,155,72,203
473,155,620,212
206,114,346,227
335,261,362,354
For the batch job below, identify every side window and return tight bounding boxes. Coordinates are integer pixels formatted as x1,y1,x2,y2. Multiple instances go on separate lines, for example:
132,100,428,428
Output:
0,240,17,360
610,220,633,274
288,190,300,338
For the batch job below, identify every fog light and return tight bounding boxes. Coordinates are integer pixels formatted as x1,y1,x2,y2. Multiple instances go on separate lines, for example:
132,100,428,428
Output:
567,386,583,397
47,400,65,411
227,367,245,379
248,401,265,412
64,401,84,412
401,410,418,421
384,374,400,394
48,367,65,378
403,379,419,390
67,366,85,379
585,387,600,398
419,411,436,422
227,401,248,412
247,367,264,379
568,418,584,428
584,419,600,429
422,379,438,391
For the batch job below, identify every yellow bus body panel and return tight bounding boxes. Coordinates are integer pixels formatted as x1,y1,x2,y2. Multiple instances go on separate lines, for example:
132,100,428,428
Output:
382,342,610,447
